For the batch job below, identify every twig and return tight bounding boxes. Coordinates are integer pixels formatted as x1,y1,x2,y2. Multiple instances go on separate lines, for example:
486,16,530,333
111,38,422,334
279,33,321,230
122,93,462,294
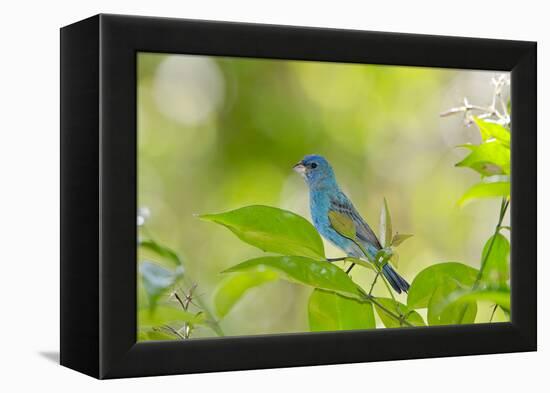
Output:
456,197,509,323
333,228,401,304
182,277,224,337
154,325,185,340
172,283,200,339
368,271,380,296
173,292,186,310
360,293,413,328
474,197,509,288
378,268,397,302
489,304,499,323
440,74,510,127
341,237,407,324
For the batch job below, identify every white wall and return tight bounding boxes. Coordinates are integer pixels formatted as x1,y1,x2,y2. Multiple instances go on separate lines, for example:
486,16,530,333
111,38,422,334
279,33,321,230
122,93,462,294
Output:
0,0,545,391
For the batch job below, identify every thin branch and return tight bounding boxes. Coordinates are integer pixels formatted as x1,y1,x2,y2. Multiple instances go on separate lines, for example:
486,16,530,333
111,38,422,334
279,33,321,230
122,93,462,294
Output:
155,325,185,340
457,197,509,323
474,197,509,288
378,268,397,302
368,271,380,296
173,292,186,310
182,276,224,337
489,304,499,323
440,74,510,127
327,257,347,262
338,233,400,302
361,293,414,328
327,226,411,326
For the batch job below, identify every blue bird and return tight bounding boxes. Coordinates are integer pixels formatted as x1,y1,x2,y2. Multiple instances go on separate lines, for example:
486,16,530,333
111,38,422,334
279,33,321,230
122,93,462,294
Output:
293,154,410,294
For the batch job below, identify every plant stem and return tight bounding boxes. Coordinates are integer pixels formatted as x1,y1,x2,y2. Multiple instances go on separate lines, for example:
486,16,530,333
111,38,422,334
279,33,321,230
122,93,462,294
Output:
327,257,347,262
156,325,185,340
379,271,397,302
174,292,186,310
330,225,409,325
361,293,413,327
457,197,509,323
347,237,401,311
347,238,372,266
347,238,373,275
489,304,499,323
369,272,380,295
139,226,225,337
174,291,192,339
182,276,225,337
370,251,397,301
474,197,509,288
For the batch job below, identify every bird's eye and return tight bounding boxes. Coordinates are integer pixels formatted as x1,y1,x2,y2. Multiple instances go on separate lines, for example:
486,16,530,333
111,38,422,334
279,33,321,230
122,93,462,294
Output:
311,163,318,169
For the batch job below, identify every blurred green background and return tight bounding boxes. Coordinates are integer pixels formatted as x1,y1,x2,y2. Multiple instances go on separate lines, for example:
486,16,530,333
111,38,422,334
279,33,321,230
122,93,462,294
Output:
137,53,510,338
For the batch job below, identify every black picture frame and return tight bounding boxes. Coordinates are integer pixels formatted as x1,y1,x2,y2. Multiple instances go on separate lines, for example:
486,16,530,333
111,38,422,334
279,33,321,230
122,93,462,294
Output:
60,14,537,379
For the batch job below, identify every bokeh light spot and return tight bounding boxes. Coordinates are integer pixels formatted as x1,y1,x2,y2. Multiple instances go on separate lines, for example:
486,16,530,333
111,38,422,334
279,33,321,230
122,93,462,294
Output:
152,55,225,126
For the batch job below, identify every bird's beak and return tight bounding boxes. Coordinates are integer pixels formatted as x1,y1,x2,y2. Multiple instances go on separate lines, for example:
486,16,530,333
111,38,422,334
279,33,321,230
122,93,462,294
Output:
293,161,306,174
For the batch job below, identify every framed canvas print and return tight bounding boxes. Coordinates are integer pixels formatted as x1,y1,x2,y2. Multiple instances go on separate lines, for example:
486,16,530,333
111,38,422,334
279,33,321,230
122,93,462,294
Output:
60,14,537,379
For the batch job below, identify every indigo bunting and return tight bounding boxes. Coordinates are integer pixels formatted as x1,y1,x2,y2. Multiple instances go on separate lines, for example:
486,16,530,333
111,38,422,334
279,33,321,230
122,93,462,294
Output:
294,154,410,293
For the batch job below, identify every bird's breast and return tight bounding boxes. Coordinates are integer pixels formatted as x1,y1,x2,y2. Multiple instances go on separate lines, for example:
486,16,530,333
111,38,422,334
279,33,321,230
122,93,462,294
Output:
309,190,334,234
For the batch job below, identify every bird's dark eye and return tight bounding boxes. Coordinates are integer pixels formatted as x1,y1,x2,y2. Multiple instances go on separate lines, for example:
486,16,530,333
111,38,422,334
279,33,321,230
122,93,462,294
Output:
311,163,318,169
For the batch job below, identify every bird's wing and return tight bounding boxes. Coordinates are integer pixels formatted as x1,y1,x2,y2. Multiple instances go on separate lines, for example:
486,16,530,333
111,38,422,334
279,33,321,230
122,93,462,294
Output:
329,193,382,250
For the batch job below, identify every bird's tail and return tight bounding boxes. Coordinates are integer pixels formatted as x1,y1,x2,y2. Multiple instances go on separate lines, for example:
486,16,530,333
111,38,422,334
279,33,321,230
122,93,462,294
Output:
381,264,410,294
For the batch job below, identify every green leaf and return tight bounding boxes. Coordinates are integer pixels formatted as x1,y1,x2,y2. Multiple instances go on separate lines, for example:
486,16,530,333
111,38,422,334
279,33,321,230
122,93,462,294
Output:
407,262,479,325
213,271,279,318
308,289,375,331
480,234,510,286
200,205,325,259
456,140,510,176
379,198,393,247
374,298,425,328
139,261,183,307
428,285,477,325
439,288,511,315
139,238,183,266
391,233,413,247
458,177,510,206
328,210,357,240
223,256,361,298
473,117,510,147
138,305,205,327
